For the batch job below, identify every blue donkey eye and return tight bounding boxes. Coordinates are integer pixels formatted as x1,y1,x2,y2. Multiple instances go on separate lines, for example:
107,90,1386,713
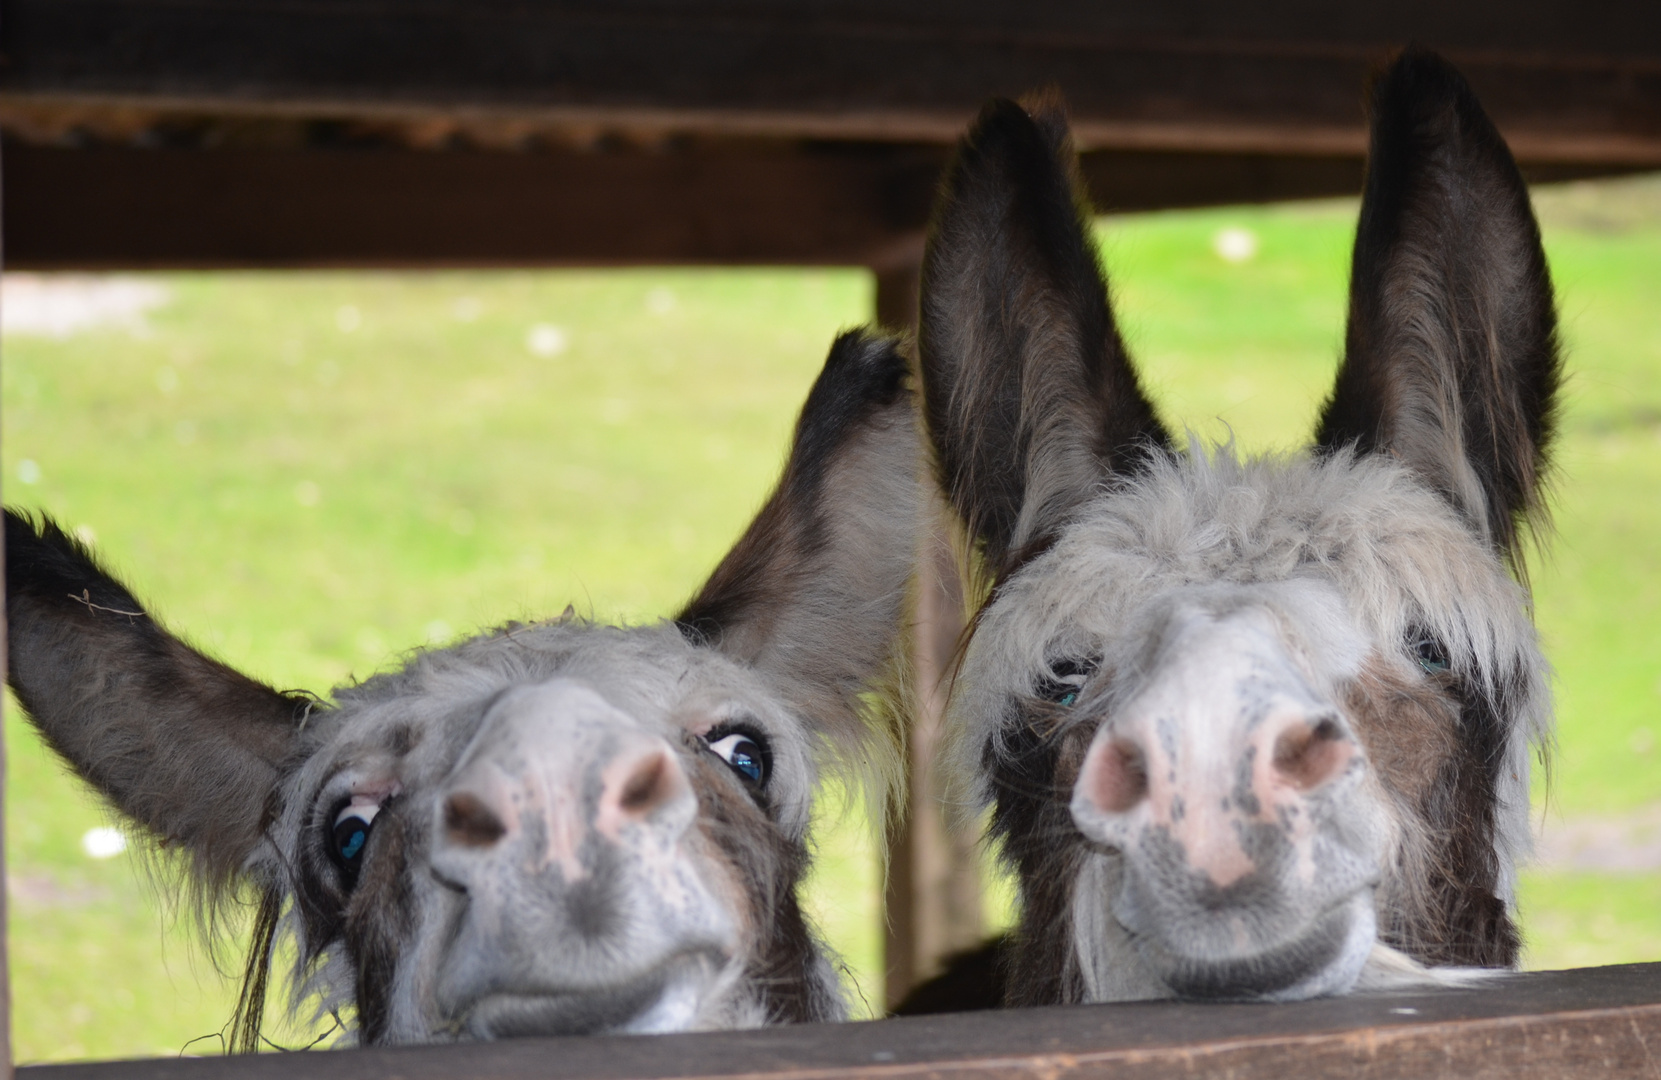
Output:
331,802,381,877
707,731,769,786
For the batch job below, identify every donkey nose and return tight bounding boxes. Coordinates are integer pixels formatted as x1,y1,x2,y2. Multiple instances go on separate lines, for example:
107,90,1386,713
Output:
443,790,508,849
431,680,700,884
1077,734,1150,816
1266,713,1353,794
596,742,694,835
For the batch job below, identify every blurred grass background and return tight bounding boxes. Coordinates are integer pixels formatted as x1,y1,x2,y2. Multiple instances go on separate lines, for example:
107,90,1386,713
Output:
5,174,1660,1062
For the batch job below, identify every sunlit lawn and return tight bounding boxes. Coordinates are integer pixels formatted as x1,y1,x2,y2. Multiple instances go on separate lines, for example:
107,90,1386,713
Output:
5,173,1660,1062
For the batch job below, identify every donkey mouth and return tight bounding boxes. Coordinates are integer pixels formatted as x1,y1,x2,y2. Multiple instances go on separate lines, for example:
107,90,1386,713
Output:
454,952,724,1039
1131,899,1373,1002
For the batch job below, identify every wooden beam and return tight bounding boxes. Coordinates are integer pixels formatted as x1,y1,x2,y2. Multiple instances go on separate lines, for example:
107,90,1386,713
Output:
2,132,1627,273
0,140,940,268
19,964,1661,1079
2,1,1659,163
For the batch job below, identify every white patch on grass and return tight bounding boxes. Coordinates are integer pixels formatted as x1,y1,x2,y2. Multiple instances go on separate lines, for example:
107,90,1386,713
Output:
452,296,482,322
17,458,41,485
175,420,198,445
1,274,171,338
81,827,127,859
156,366,180,395
336,305,362,333
424,619,455,645
295,480,322,507
1213,226,1259,263
525,323,568,357
646,287,676,315
73,524,97,546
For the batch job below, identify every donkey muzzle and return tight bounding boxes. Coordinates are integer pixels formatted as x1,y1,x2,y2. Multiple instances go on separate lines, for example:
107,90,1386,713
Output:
428,679,735,1036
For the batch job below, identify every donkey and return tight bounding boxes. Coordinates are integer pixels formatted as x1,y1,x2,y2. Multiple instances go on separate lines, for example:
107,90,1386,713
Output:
6,329,919,1045
910,51,1559,1007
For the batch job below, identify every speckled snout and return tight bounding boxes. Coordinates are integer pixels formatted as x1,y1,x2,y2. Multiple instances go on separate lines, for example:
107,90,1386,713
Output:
434,680,697,875
428,679,735,1038
1069,601,1387,1000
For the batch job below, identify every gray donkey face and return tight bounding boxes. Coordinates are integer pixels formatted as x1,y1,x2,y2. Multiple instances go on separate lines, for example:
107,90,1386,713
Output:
5,330,920,1044
918,53,1558,1005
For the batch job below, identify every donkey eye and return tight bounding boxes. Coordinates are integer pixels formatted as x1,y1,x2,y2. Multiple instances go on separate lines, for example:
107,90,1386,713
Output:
1411,634,1451,676
1039,658,1095,707
331,802,381,879
705,730,770,786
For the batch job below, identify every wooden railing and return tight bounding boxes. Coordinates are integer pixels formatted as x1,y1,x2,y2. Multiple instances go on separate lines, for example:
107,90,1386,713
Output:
21,964,1661,1080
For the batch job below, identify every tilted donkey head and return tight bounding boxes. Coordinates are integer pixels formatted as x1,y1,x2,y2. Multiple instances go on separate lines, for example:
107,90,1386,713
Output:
5,330,920,1044
917,52,1557,1004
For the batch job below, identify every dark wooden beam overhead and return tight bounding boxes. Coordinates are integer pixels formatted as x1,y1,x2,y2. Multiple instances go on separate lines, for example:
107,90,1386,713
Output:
2,1,1659,163
1,140,1398,270
0,140,940,269
20,963,1661,1080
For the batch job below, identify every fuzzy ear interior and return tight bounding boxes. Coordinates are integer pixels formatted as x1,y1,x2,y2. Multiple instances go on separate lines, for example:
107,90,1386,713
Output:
1316,49,1561,568
677,329,921,762
918,94,1170,579
4,510,309,887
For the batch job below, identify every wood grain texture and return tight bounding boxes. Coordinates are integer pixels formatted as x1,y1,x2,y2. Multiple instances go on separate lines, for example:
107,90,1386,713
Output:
19,964,1661,1080
1,1,1658,160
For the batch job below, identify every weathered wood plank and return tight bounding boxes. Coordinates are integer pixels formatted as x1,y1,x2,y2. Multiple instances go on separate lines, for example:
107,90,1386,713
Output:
18,964,1661,1080
2,1,1658,161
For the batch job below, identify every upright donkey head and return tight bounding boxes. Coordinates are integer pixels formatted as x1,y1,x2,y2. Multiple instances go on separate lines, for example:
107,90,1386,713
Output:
6,330,920,1043
918,52,1557,1004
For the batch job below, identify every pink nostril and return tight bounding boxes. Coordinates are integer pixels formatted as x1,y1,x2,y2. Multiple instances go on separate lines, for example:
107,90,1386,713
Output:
444,791,507,849
1085,737,1149,814
609,749,685,822
1271,717,1351,791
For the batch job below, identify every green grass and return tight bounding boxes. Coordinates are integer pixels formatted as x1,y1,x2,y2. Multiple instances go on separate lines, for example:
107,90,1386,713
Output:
6,174,1661,1062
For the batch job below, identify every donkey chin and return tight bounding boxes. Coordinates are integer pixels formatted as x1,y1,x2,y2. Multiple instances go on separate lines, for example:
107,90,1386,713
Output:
1074,846,1383,1002
442,949,740,1039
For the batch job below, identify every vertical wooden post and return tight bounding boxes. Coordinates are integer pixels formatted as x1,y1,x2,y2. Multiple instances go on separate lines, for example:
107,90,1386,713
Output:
2,132,16,1077
873,263,985,1012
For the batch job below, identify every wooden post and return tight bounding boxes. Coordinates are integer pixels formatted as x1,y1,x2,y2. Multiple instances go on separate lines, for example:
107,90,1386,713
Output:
2,130,16,1078
873,262,986,1012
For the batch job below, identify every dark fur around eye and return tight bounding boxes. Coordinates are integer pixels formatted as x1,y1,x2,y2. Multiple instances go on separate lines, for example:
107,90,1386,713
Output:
1410,632,1452,676
1036,657,1097,707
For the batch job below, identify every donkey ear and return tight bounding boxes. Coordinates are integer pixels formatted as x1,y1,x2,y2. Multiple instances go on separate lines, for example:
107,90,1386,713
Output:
677,329,919,746
5,511,307,887
1316,50,1561,565
918,95,1170,577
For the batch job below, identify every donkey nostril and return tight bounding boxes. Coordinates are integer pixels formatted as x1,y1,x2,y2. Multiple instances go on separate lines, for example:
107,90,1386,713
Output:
615,750,682,819
1272,717,1350,792
444,792,507,848
1087,738,1148,814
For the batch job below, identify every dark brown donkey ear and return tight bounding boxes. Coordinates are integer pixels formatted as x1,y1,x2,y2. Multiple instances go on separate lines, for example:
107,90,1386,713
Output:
678,329,921,754
918,95,1170,580
5,511,309,890
1316,49,1561,569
